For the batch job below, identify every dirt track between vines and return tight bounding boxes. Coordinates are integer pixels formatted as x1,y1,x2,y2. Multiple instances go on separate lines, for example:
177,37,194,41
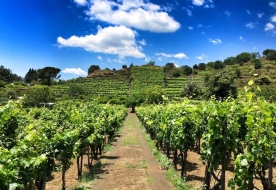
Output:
89,112,173,190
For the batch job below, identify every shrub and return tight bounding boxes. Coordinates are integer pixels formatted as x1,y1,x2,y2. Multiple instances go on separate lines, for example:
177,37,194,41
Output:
172,70,180,77
252,59,262,69
256,75,272,85
68,84,85,97
5,89,17,100
0,80,5,88
23,87,55,107
180,82,202,99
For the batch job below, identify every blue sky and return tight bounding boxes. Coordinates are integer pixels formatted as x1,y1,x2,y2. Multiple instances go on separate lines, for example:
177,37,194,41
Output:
1,0,276,80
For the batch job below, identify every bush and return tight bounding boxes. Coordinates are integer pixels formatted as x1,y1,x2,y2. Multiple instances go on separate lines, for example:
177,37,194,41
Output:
68,84,85,97
180,82,202,99
144,86,166,104
256,75,272,85
23,87,55,107
5,89,17,100
252,59,262,69
172,70,180,77
0,80,5,88
198,63,206,70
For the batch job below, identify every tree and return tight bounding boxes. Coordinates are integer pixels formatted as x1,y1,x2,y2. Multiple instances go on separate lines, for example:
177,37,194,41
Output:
146,61,155,66
164,62,175,71
207,61,214,68
236,52,251,64
252,59,262,69
204,70,237,100
37,67,61,86
263,49,276,61
180,81,202,99
213,60,225,70
193,64,198,69
88,65,100,74
0,65,22,83
181,65,193,76
23,86,55,107
223,57,236,65
198,63,206,70
24,68,38,83
144,85,166,104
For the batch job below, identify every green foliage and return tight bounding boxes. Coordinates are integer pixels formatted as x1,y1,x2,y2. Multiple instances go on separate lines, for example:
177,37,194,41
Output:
180,82,202,99
88,65,100,74
213,60,225,70
181,65,193,76
193,64,198,69
203,70,237,99
37,67,61,86
0,65,22,83
252,59,262,69
198,63,206,70
263,49,276,60
256,75,272,85
24,68,38,83
164,63,175,71
127,92,145,107
0,80,5,88
68,84,85,97
5,89,17,100
223,56,236,65
146,61,155,66
206,61,214,68
236,52,251,64
23,86,55,107
172,70,180,77
144,85,166,104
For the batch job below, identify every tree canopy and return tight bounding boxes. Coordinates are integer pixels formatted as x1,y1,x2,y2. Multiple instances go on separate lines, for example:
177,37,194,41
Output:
164,62,175,71
0,65,22,83
235,52,251,64
204,70,237,100
88,65,100,74
24,68,38,83
37,67,61,86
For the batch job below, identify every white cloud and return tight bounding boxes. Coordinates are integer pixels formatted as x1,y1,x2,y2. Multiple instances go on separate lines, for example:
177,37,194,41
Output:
145,56,151,62
258,13,264,18
209,39,222,44
74,0,87,6
198,24,203,27
62,68,87,76
196,54,207,60
246,22,256,28
188,26,194,30
224,11,231,17
240,36,245,41
193,0,205,6
97,56,102,60
265,23,275,31
86,0,180,33
183,7,192,16
155,52,188,59
269,2,276,9
139,39,146,46
57,25,145,58
271,14,276,22
204,4,215,8
246,10,251,15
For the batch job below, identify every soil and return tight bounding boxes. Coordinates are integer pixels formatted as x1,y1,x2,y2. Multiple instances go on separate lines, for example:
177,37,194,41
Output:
45,111,276,190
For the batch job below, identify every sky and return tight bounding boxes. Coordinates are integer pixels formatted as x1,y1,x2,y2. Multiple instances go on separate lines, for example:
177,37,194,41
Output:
1,0,276,80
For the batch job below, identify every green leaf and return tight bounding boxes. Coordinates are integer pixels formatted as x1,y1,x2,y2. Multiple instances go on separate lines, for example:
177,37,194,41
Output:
248,80,254,86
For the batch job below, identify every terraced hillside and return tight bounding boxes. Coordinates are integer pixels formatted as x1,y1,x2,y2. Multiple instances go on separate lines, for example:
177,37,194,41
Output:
130,66,165,92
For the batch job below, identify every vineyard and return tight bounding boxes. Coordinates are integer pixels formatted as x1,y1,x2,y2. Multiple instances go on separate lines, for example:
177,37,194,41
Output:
0,100,127,190
136,83,276,190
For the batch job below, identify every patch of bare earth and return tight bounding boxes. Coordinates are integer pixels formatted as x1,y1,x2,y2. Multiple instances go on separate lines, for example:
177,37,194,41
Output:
89,112,173,190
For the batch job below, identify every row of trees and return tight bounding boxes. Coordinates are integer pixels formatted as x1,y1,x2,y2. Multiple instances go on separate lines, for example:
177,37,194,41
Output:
0,65,22,83
24,67,61,86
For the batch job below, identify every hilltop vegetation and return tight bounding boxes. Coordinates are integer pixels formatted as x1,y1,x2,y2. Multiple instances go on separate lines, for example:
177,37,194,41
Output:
1,49,276,105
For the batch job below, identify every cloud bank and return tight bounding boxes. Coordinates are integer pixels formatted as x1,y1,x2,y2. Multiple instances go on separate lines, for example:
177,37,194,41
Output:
86,0,180,33
57,25,145,58
62,68,87,76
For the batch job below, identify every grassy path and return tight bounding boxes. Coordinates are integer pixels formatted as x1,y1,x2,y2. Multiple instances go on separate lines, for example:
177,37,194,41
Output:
89,112,173,190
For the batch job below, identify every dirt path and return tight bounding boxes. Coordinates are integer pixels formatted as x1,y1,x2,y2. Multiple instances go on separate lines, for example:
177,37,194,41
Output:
90,112,174,190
